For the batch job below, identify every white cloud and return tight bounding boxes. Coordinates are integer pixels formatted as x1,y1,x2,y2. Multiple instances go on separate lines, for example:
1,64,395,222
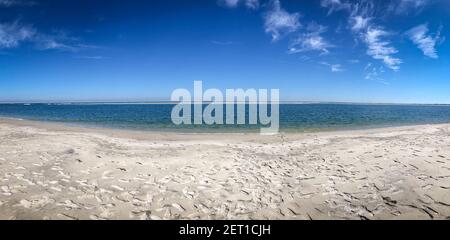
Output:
321,0,404,71
322,0,429,20
219,0,259,9
350,0,375,17
321,0,374,33
321,0,375,17
406,24,441,59
364,63,389,84
75,55,105,60
211,40,234,45
320,61,344,72
390,0,429,15
0,0,36,7
346,1,376,34
349,15,371,32
221,0,239,8
0,22,35,48
245,0,259,9
331,64,344,72
264,0,301,41
0,0,18,7
289,22,333,54
364,27,402,70
0,21,92,52
320,0,351,15
33,35,77,51
399,0,428,8
289,35,332,54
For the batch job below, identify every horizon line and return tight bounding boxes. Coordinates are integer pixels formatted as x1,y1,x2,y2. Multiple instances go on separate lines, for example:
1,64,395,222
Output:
1,100,450,106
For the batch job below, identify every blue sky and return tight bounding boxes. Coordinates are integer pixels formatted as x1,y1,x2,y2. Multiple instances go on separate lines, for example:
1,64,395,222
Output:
0,0,449,103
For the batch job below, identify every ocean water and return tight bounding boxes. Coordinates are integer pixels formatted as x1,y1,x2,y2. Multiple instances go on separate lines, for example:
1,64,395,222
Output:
1,103,450,133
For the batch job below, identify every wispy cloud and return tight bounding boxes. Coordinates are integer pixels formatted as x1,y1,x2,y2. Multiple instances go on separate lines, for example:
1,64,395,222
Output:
33,36,77,51
321,0,375,17
321,1,402,70
320,61,345,72
331,64,344,72
0,0,17,7
263,0,301,41
288,22,333,54
220,0,239,8
218,0,437,74
350,0,376,17
320,0,351,15
321,0,429,17
0,0,36,7
219,0,259,10
406,24,442,59
0,21,35,48
364,63,389,84
75,55,106,60
0,21,95,52
365,62,378,79
349,15,371,32
389,0,429,15
321,0,374,35
211,40,234,45
245,0,259,9
364,27,401,70
347,0,376,33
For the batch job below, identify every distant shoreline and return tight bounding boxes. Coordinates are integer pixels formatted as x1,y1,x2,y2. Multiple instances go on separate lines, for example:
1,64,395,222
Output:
1,101,450,106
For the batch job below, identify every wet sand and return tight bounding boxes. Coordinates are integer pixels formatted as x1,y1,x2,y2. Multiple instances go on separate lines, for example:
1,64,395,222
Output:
0,118,449,219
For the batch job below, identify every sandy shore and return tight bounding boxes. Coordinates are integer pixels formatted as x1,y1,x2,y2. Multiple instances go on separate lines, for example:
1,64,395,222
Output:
0,118,449,220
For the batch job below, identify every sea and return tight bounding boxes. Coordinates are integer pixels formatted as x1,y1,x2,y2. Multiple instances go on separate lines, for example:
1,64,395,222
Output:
1,103,450,133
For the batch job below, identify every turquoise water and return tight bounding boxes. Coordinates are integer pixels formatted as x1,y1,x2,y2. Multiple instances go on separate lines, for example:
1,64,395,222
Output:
1,103,450,132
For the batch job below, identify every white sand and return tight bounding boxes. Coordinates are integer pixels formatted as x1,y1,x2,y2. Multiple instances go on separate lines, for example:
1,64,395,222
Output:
0,118,449,220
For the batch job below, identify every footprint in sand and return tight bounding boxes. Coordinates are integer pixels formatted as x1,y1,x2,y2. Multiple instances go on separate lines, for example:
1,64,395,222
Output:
171,203,186,212
1,185,12,196
58,171,71,179
57,200,81,210
57,213,78,220
90,210,112,220
17,197,55,209
111,185,124,191
50,186,62,192
51,166,63,171
102,171,114,180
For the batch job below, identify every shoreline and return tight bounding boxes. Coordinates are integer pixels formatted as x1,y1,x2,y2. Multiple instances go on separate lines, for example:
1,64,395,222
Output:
1,116,450,140
0,117,449,219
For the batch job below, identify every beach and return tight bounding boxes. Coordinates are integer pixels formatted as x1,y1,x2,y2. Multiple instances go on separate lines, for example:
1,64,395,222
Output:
0,118,449,220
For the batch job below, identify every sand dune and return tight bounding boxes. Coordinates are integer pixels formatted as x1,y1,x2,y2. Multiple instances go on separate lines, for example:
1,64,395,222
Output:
0,118,449,220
